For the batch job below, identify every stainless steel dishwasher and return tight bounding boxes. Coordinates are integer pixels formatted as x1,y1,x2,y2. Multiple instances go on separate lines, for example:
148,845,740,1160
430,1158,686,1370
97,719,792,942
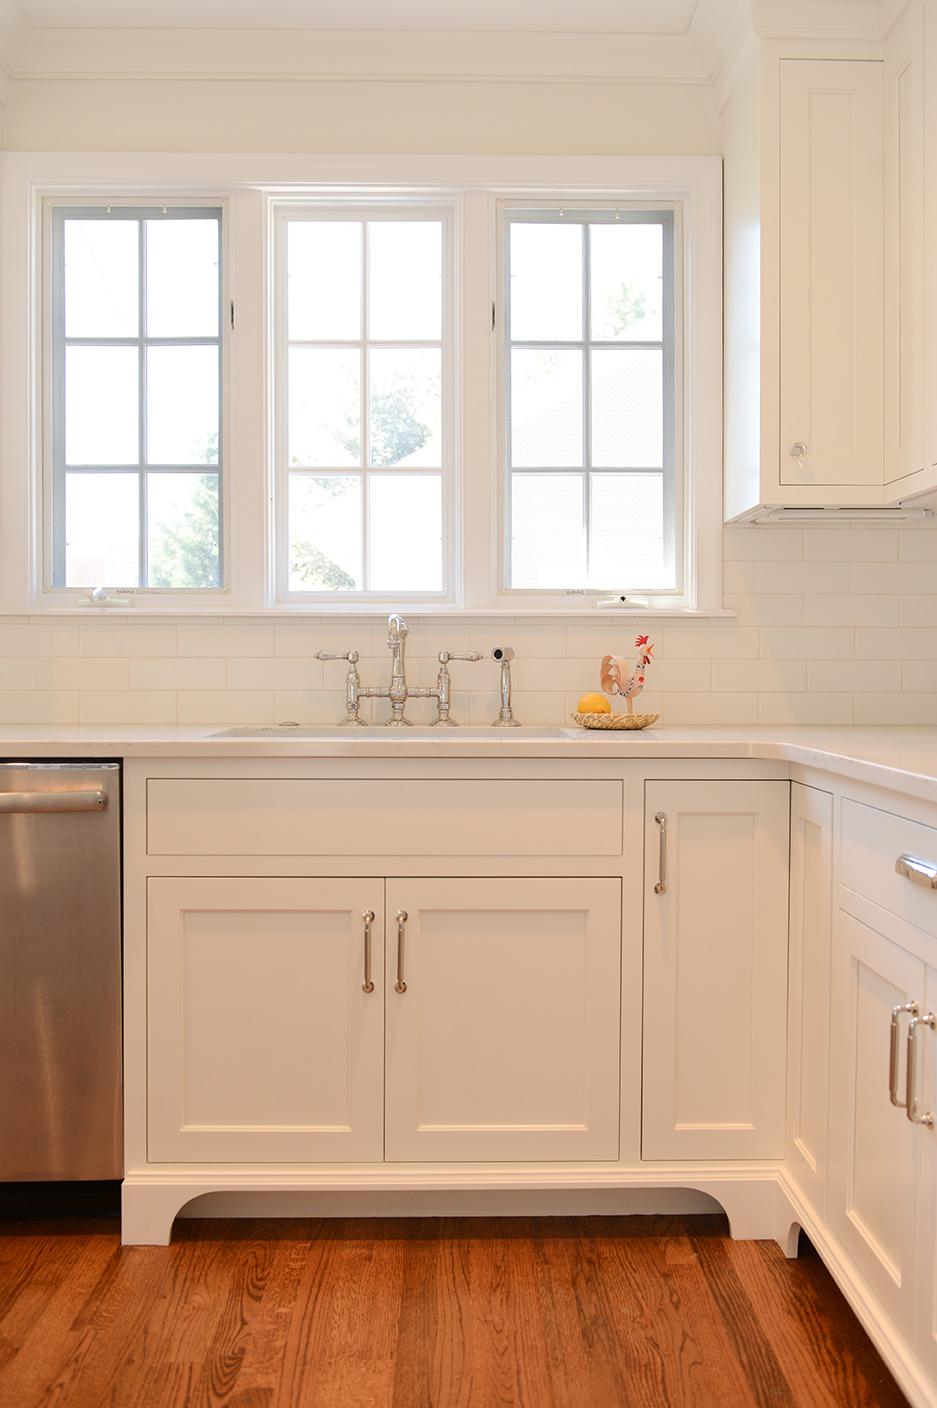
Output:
0,762,121,1181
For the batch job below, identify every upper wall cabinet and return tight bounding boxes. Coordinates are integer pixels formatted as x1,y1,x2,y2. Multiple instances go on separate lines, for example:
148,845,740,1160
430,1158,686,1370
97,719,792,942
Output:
724,12,937,520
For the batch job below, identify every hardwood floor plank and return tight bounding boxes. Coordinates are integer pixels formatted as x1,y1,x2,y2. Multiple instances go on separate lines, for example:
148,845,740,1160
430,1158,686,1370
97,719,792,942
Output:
0,1215,906,1408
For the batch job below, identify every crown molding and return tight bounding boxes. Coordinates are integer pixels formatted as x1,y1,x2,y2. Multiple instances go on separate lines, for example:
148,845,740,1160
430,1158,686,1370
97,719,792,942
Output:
752,0,903,42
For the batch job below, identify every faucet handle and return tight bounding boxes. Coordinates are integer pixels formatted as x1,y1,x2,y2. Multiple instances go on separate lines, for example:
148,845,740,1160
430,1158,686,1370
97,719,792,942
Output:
438,650,482,664
315,649,360,663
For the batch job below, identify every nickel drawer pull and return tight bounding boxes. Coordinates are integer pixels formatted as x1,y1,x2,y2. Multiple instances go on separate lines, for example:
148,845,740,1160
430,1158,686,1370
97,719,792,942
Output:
395,910,408,993
896,854,937,890
889,1002,918,1106
0,789,106,814
361,910,375,993
654,812,667,895
906,1013,937,1128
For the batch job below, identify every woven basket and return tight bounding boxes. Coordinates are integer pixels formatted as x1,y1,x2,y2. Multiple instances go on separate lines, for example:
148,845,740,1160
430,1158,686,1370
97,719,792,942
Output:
572,711,660,731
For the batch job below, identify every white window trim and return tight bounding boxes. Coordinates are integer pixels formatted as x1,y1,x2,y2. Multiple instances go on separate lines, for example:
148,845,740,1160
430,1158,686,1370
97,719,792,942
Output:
0,151,725,619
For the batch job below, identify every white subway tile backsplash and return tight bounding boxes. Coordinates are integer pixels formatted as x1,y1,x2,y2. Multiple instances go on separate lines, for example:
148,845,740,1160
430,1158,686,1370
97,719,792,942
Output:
177,691,276,724
713,659,806,692
79,691,176,725
759,627,853,659
803,528,898,562
30,657,129,692
758,693,854,725
754,561,851,595
0,527,933,727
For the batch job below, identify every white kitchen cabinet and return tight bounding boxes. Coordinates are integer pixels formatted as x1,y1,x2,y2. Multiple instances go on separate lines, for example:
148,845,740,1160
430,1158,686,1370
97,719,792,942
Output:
914,960,937,1384
147,877,385,1163
786,783,833,1217
384,877,622,1162
779,59,885,491
642,780,790,1160
829,909,922,1338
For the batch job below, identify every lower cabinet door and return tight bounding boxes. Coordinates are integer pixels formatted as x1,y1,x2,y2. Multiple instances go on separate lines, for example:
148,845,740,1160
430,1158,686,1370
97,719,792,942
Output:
642,780,790,1160
147,877,384,1162
913,961,937,1379
384,877,622,1162
829,909,922,1337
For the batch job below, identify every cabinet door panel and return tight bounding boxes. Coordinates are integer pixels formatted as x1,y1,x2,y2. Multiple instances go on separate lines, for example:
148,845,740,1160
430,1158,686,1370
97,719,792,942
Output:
779,59,884,487
147,877,384,1162
384,877,621,1162
829,910,922,1334
914,961,937,1378
787,784,833,1216
642,780,789,1160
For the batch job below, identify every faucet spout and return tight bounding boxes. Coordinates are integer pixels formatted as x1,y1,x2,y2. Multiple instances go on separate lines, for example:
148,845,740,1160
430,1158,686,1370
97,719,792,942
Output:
386,613,410,726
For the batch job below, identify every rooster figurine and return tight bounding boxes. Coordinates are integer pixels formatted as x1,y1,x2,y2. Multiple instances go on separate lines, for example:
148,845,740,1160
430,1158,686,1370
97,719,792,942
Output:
600,635,654,715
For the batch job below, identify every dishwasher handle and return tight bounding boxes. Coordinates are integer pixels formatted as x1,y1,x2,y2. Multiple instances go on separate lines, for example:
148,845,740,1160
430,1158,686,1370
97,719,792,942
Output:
0,789,106,814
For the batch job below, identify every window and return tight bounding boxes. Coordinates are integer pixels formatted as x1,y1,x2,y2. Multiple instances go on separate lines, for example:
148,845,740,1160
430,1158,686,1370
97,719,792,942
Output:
276,208,451,599
503,207,678,595
47,205,223,591
14,158,720,616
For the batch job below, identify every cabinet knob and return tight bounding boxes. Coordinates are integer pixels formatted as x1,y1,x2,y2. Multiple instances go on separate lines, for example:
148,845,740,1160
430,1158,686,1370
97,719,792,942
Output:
789,442,808,460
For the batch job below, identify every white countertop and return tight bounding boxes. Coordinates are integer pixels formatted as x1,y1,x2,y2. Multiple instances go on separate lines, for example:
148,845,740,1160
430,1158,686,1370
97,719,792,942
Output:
2,723,937,804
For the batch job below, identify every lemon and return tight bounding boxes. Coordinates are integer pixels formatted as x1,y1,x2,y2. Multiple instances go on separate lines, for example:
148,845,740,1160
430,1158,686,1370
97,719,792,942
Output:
578,692,611,714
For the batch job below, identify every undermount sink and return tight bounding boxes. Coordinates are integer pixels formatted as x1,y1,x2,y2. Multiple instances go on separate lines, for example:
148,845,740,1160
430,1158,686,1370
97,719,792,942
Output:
210,723,581,740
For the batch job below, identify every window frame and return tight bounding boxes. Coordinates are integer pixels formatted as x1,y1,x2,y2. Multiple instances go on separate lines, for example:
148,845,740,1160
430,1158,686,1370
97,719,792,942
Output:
499,200,683,600
0,153,723,619
45,201,226,596
272,199,458,605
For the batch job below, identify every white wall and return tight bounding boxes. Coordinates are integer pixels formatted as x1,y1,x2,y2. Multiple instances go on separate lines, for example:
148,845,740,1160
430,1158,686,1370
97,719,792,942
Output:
0,78,722,153
0,75,930,729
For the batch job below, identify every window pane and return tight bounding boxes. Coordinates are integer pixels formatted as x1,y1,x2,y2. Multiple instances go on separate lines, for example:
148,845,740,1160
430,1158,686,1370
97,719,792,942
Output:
509,223,582,342
591,348,663,467
289,348,360,468
590,222,663,342
369,474,442,591
289,474,362,591
65,472,139,586
511,349,582,468
589,473,667,587
146,217,219,338
511,473,585,588
64,219,138,338
368,222,442,341
148,473,220,588
147,346,219,465
369,348,441,467
288,221,361,342
65,346,138,465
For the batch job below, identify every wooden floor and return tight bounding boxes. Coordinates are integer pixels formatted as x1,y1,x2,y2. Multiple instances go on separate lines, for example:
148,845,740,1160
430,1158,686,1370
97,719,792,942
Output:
0,1214,907,1408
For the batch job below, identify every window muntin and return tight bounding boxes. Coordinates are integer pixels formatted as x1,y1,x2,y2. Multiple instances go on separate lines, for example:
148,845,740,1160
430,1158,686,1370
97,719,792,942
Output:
278,209,450,598
503,208,678,594
48,205,223,590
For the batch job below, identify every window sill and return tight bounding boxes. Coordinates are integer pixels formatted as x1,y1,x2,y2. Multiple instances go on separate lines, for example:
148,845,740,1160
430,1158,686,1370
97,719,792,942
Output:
10,604,736,622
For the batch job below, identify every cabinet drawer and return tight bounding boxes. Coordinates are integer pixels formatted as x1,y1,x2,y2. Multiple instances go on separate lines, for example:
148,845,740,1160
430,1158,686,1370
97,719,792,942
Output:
146,777,623,857
841,798,937,938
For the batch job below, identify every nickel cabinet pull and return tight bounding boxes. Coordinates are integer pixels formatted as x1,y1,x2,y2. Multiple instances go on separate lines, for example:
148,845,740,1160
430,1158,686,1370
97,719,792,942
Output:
906,1013,937,1128
889,1002,919,1106
896,854,937,890
654,812,667,895
395,910,408,993
361,910,375,993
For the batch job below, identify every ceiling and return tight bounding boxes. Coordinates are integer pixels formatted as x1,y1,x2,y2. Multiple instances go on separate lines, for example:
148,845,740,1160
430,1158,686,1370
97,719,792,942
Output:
17,0,704,34
0,0,904,90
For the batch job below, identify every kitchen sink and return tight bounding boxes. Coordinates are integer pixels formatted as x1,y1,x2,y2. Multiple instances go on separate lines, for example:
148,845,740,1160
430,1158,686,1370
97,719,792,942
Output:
210,724,582,740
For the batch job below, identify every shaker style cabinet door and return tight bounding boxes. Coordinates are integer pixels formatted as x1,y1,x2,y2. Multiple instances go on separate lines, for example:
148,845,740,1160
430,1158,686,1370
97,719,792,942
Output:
786,783,834,1218
779,59,885,488
828,910,922,1339
642,780,790,1160
147,877,384,1162
383,877,622,1162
